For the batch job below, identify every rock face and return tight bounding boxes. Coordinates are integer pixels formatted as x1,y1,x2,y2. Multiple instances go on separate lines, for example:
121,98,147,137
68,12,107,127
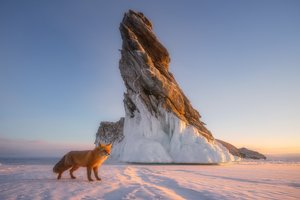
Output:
96,10,237,163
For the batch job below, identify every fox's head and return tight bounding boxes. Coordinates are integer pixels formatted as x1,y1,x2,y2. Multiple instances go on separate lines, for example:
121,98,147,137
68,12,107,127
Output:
96,143,112,156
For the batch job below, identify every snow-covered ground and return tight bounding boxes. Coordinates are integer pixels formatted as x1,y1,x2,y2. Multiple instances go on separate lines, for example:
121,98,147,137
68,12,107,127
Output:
0,161,299,200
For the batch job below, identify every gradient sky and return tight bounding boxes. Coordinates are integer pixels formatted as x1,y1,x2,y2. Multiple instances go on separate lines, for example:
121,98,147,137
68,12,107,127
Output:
1,0,299,156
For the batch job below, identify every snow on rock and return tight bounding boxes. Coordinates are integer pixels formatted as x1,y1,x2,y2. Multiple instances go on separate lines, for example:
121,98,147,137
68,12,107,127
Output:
96,10,239,163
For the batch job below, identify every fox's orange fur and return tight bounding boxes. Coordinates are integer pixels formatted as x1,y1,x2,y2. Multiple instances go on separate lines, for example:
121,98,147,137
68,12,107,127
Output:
53,143,112,181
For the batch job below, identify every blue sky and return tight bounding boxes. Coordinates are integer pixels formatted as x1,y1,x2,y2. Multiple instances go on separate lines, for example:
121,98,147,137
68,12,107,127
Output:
1,0,299,155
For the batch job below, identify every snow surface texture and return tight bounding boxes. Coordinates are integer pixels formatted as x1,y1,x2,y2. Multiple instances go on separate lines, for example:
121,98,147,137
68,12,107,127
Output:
1,162,299,200
102,94,238,163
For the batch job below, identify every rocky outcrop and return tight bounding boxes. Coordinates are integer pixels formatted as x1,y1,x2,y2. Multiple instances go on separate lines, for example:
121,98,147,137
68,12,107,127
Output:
95,118,124,144
238,148,266,160
216,139,266,160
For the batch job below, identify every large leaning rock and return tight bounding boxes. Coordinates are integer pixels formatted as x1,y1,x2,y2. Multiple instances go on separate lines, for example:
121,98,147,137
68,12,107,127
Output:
119,10,213,141
96,10,237,163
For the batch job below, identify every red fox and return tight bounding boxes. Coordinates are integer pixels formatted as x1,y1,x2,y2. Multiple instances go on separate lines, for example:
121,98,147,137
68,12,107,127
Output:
53,143,112,181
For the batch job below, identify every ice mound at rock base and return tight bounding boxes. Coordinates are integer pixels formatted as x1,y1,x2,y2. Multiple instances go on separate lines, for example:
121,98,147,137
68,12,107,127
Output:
98,94,237,163
121,97,236,163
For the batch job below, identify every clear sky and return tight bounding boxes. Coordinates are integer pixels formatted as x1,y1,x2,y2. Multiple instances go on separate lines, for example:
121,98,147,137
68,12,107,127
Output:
1,0,299,156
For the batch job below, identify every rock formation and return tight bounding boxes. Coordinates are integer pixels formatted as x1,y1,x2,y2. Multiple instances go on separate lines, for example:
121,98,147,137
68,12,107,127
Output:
95,118,124,144
95,118,124,160
238,148,266,160
216,140,266,159
96,10,237,163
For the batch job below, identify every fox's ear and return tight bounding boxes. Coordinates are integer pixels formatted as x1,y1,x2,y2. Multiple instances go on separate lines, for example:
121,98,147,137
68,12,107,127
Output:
98,143,104,148
107,143,112,148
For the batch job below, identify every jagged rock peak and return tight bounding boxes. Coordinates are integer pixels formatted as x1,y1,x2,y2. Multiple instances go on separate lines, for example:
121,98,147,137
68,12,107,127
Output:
120,10,170,72
119,10,213,141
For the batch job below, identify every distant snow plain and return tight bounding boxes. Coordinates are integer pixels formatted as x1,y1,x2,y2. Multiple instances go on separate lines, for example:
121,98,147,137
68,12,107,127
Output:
0,161,299,200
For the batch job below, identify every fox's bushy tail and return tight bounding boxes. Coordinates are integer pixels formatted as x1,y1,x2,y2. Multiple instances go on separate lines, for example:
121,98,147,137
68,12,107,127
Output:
53,155,71,173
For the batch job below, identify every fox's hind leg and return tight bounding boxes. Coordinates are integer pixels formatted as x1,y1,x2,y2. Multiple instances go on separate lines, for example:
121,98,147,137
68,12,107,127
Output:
93,167,101,181
57,165,71,180
70,165,79,179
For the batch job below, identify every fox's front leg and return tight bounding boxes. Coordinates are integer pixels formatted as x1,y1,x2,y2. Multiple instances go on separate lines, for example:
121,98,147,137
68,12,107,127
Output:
57,172,62,180
87,167,94,181
93,167,101,181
